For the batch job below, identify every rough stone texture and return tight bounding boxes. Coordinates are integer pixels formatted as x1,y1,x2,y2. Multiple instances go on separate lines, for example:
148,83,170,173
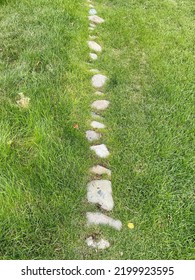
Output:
90,144,110,158
90,53,97,60
92,74,107,89
90,121,105,129
86,237,110,250
91,112,103,119
88,41,102,52
89,9,97,15
87,180,114,211
91,100,110,110
86,212,122,231
86,130,101,142
90,165,111,177
89,15,105,24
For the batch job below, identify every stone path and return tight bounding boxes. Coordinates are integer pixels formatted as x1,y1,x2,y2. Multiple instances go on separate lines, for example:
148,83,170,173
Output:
85,0,122,250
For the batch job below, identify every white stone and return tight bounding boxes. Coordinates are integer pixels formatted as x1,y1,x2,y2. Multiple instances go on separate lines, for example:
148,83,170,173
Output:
92,74,107,88
88,41,102,52
86,237,110,250
90,121,105,129
89,9,97,15
87,180,114,211
90,165,111,177
90,53,97,60
90,144,110,158
94,91,104,95
86,130,101,142
86,212,122,231
91,112,103,119
91,100,110,110
89,15,105,24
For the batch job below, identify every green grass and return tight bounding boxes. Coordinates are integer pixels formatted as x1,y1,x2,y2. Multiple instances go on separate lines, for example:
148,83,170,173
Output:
0,0,194,259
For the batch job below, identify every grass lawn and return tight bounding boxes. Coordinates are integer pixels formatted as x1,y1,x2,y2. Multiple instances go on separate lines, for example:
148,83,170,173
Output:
0,0,194,259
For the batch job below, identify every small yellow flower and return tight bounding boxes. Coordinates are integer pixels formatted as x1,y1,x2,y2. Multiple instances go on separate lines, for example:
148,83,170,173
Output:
128,222,135,229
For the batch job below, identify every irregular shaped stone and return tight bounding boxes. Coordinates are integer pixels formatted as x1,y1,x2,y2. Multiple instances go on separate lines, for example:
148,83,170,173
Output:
89,9,97,15
94,91,104,95
88,41,102,52
87,180,114,211
92,74,107,89
89,15,105,24
91,112,103,119
86,236,110,250
90,165,111,177
86,212,122,231
91,100,110,110
90,144,110,158
90,53,97,60
90,121,105,129
86,130,101,142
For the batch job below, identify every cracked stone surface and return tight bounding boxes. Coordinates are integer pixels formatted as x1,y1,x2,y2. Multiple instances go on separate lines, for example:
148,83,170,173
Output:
91,112,103,119
86,237,110,250
88,41,102,52
89,9,97,15
86,212,122,231
92,74,107,89
87,180,114,211
90,144,110,158
90,53,97,60
91,100,110,110
91,121,105,129
89,15,105,24
90,165,111,177
86,130,101,142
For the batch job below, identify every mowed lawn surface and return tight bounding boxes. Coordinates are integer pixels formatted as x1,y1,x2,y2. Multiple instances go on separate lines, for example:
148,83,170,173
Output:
0,0,194,259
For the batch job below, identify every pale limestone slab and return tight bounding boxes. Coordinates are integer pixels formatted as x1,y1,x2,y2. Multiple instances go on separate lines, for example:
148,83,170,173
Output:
87,180,114,211
90,165,111,177
90,121,105,129
88,15,105,24
86,212,122,231
86,237,110,250
90,53,97,60
92,74,107,89
91,100,110,110
86,130,101,142
90,144,110,158
88,41,102,52
89,9,97,15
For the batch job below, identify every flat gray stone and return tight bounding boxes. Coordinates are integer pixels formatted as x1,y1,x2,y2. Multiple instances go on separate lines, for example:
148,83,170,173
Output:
92,74,107,89
86,130,101,142
86,237,110,250
90,53,97,60
90,144,110,158
90,121,105,129
89,15,105,24
90,165,111,177
89,9,97,15
91,100,110,110
88,41,102,52
86,212,122,231
87,180,114,211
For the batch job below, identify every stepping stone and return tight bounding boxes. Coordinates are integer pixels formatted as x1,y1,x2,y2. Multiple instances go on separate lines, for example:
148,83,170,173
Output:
89,15,105,24
91,112,103,119
89,27,94,31
86,212,122,231
90,23,96,28
90,53,97,60
87,180,114,211
89,9,97,15
88,41,102,52
86,130,101,142
91,121,105,129
89,35,97,40
94,91,104,95
91,100,110,110
86,236,110,250
90,165,111,177
92,74,107,89
90,69,100,74
89,4,94,8
90,144,110,158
